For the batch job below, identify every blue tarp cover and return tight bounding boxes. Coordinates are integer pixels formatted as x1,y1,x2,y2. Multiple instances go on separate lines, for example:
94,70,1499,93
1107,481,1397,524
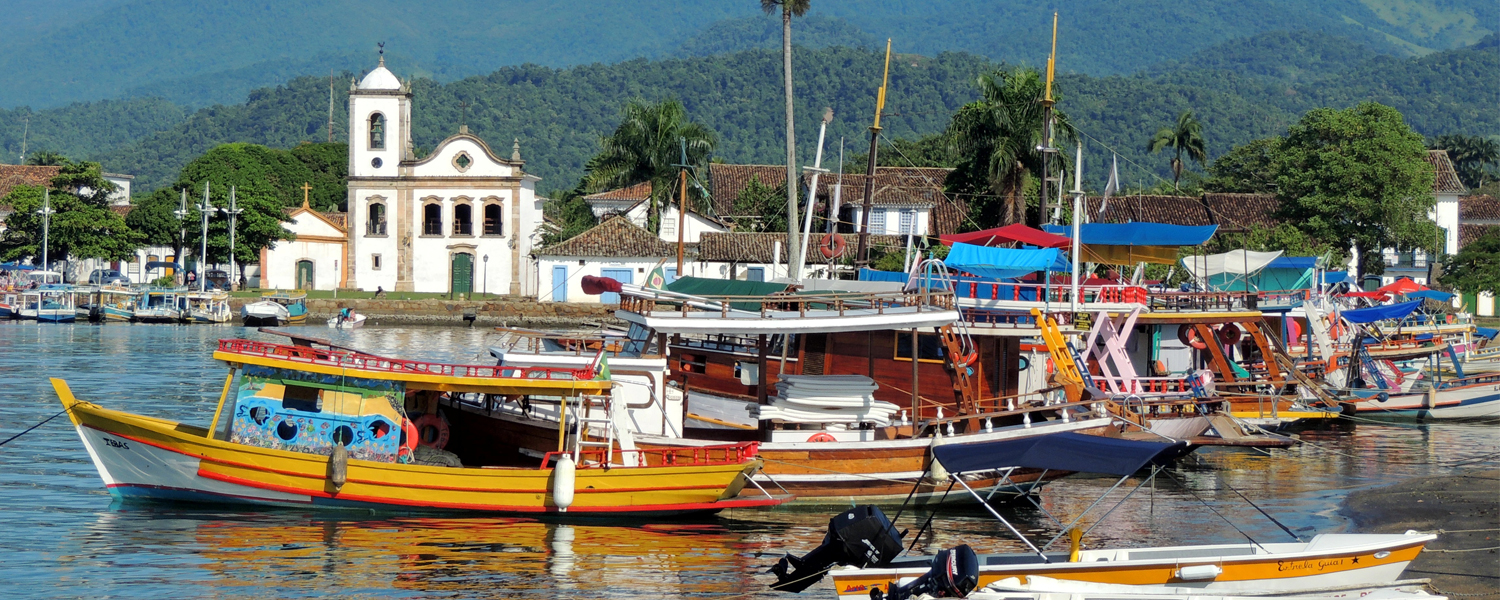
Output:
1340,300,1423,324
1405,290,1453,302
1477,327,1498,340
944,243,1069,280
1042,223,1218,246
1322,271,1352,285
930,432,1186,476
1266,256,1318,270
858,268,909,283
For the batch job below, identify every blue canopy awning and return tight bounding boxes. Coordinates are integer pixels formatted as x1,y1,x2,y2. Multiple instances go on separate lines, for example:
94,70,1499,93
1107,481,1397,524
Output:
1042,223,1218,246
1405,290,1453,302
1340,300,1423,324
1321,271,1352,285
931,432,1187,476
944,243,1069,280
858,268,909,283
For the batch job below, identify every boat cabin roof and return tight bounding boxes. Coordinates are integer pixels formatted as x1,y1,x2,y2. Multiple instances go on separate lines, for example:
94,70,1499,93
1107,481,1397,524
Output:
261,291,308,300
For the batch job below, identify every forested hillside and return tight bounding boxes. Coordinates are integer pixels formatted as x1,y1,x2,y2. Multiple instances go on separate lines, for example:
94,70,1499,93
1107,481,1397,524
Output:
2,0,1493,108
2,35,1494,198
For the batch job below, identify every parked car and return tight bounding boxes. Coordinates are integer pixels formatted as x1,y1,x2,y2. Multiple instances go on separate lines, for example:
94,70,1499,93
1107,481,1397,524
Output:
88,269,130,285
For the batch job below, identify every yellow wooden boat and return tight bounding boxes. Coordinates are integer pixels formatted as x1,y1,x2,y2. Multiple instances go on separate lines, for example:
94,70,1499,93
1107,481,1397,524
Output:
55,338,789,516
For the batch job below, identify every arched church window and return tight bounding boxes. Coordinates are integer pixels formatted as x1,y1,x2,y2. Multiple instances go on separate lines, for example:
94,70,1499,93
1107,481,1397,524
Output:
423,203,442,236
367,203,387,235
369,113,386,150
483,203,504,236
453,204,473,236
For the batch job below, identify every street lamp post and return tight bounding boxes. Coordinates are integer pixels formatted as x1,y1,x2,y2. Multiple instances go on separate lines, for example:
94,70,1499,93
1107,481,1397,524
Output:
225,186,244,290
37,190,54,272
197,182,220,292
174,188,189,285
482,254,489,298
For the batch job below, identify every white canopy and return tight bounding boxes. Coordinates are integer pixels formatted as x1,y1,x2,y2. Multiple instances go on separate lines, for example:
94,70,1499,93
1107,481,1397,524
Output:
1181,250,1283,278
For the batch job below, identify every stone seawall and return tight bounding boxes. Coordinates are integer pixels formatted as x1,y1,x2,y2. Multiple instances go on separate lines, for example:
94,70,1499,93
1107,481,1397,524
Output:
228,297,619,327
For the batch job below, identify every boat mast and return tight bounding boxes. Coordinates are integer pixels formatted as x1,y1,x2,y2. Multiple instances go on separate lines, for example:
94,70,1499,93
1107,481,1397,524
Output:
1071,140,1083,313
794,108,833,281
37,189,53,271
674,137,689,275
855,39,893,270
1039,12,1059,227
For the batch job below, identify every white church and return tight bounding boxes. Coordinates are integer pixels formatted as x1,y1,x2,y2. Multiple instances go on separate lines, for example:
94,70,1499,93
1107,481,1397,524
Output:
265,55,542,296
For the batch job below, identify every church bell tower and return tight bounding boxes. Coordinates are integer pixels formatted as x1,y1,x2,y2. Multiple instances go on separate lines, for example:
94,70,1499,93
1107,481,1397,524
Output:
349,51,411,179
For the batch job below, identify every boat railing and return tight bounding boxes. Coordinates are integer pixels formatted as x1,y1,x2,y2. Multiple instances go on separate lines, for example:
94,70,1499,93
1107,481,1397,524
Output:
1148,289,1310,312
952,279,1149,306
619,288,955,319
538,441,759,469
493,328,636,357
217,339,600,381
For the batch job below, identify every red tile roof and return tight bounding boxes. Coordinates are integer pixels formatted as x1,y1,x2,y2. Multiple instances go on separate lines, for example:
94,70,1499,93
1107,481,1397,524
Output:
707,164,788,215
1201,193,1282,230
0,164,61,203
708,165,951,225
584,181,653,202
1461,195,1500,222
1080,193,1282,231
1459,224,1500,248
538,215,675,258
1426,150,1468,195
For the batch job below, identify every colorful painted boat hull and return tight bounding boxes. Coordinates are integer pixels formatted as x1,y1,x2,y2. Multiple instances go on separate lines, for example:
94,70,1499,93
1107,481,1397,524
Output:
829,534,1433,597
56,380,785,516
37,309,76,323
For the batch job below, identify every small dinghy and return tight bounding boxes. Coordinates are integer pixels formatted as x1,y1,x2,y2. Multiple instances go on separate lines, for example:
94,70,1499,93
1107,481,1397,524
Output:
327,309,367,329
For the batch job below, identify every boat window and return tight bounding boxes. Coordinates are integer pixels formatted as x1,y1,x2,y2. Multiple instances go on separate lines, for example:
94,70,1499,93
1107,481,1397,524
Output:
623,322,655,355
894,332,945,362
282,384,322,412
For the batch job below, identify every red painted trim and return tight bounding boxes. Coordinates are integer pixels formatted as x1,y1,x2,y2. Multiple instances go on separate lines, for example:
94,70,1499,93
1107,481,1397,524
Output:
199,469,785,513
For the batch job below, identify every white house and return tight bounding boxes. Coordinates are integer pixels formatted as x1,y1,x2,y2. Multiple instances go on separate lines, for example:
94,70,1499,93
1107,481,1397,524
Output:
535,215,675,303
260,199,348,290
706,164,950,237
342,55,542,296
583,181,727,244
694,231,908,282
1358,150,1469,286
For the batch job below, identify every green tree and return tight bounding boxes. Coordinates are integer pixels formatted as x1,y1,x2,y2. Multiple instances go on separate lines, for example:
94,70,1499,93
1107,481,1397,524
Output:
1274,102,1435,281
1439,230,1500,294
583,99,715,234
761,0,811,262
289,142,350,211
25,150,67,166
173,144,299,276
540,190,598,246
1147,110,1208,190
946,68,1072,229
727,177,789,233
1205,137,1281,193
0,161,141,265
1428,134,1498,189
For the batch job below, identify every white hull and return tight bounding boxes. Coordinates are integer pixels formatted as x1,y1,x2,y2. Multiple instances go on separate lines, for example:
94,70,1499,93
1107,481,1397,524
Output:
74,423,311,506
327,314,367,329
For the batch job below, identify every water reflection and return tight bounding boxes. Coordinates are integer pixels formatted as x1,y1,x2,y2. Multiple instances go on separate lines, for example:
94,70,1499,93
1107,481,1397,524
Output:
1,323,1495,599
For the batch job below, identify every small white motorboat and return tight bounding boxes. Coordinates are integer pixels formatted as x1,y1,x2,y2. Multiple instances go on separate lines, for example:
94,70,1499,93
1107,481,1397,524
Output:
327,310,367,329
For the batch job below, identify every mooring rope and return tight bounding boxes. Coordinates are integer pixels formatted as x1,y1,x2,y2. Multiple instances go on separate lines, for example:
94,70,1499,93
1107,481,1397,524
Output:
0,408,70,447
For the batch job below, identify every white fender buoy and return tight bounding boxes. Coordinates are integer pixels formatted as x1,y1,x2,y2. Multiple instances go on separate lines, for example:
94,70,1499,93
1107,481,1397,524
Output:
552,454,576,512
928,432,950,482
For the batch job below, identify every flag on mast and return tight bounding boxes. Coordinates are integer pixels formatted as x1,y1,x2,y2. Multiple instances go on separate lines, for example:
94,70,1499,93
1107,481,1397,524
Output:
1098,153,1120,223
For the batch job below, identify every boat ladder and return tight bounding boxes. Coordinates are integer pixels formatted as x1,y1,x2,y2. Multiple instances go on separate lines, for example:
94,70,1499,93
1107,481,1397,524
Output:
569,394,642,467
1356,347,1390,390
918,258,986,411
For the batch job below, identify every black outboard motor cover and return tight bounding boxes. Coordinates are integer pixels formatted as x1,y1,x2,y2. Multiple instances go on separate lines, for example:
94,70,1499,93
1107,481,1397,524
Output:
769,505,905,592
873,544,979,600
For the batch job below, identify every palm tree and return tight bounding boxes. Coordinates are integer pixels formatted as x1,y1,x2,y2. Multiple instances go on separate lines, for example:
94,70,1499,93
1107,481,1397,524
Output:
1430,133,1499,189
946,68,1072,228
25,150,68,166
761,0,811,259
584,99,716,234
1148,110,1207,190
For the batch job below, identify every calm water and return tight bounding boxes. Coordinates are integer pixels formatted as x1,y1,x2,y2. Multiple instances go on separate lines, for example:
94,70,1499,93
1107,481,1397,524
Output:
1,323,1495,599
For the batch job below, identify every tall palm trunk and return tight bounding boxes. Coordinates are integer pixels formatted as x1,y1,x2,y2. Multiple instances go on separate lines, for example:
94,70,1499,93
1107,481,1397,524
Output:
781,10,799,265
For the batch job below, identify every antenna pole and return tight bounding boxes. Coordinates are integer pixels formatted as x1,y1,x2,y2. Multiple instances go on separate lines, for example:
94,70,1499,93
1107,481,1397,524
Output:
856,39,893,269
328,71,335,144
19,117,29,164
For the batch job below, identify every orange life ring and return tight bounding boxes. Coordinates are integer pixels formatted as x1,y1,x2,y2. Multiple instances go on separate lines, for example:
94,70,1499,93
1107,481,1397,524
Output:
955,349,979,368
1217,324,1243,345
413,413,450,450
819,233,847,259
1177,325,1209,350
1285,319,1303,342
1045,357,1055,375
1327,320,1347,339
806,432,838,443
399,418,418,460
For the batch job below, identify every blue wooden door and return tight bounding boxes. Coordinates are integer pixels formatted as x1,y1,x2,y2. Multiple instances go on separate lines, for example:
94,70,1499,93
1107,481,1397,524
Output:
746,267,765,282
600,268,632,304
551,265,568,302
665,267,678,285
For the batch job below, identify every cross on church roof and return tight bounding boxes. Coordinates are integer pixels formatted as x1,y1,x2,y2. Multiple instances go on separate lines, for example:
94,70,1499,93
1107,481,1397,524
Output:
458,100,470,134
301,182,313,208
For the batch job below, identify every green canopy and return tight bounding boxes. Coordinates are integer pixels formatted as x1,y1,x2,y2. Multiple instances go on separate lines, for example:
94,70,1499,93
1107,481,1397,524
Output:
664,276,790,311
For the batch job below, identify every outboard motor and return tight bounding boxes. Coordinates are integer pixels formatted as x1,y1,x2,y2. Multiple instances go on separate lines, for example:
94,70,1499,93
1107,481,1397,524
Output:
769,505,905,592
872,544,980,600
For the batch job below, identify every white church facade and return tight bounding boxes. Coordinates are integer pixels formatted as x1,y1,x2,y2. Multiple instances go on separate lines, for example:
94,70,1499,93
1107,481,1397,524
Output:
337,56,541,296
